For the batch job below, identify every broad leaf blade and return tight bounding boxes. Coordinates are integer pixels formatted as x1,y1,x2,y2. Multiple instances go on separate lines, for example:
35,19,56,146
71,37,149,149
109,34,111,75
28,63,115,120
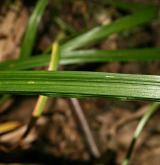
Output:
0,71,160,101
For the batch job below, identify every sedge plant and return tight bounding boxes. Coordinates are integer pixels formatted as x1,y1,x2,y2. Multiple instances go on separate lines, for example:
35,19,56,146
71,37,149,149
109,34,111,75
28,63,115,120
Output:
0,0,160,164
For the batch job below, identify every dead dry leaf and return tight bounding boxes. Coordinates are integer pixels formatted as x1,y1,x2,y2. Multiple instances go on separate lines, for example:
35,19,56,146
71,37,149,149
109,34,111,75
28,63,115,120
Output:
0,1,28,61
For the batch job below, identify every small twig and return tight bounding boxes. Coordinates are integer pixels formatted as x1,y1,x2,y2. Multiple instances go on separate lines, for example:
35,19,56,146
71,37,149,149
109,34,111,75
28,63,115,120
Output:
70,98,100,158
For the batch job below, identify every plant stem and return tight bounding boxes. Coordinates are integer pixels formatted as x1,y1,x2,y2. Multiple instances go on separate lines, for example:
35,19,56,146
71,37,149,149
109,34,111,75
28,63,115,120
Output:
22,41,60,139
32,42,60,117
122,102,160,165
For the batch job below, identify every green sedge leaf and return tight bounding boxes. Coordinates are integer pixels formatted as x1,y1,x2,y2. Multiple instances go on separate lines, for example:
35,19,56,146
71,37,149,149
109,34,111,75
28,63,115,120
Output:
0,71,160,101
20,0,48,59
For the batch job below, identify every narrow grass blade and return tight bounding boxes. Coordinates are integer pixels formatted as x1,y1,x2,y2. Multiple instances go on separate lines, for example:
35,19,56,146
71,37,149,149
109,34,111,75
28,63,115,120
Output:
63,48,160,63
62,8,157,52
1,48,160,70
122,102,160,165
0,71,160,101
20,0,48,59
